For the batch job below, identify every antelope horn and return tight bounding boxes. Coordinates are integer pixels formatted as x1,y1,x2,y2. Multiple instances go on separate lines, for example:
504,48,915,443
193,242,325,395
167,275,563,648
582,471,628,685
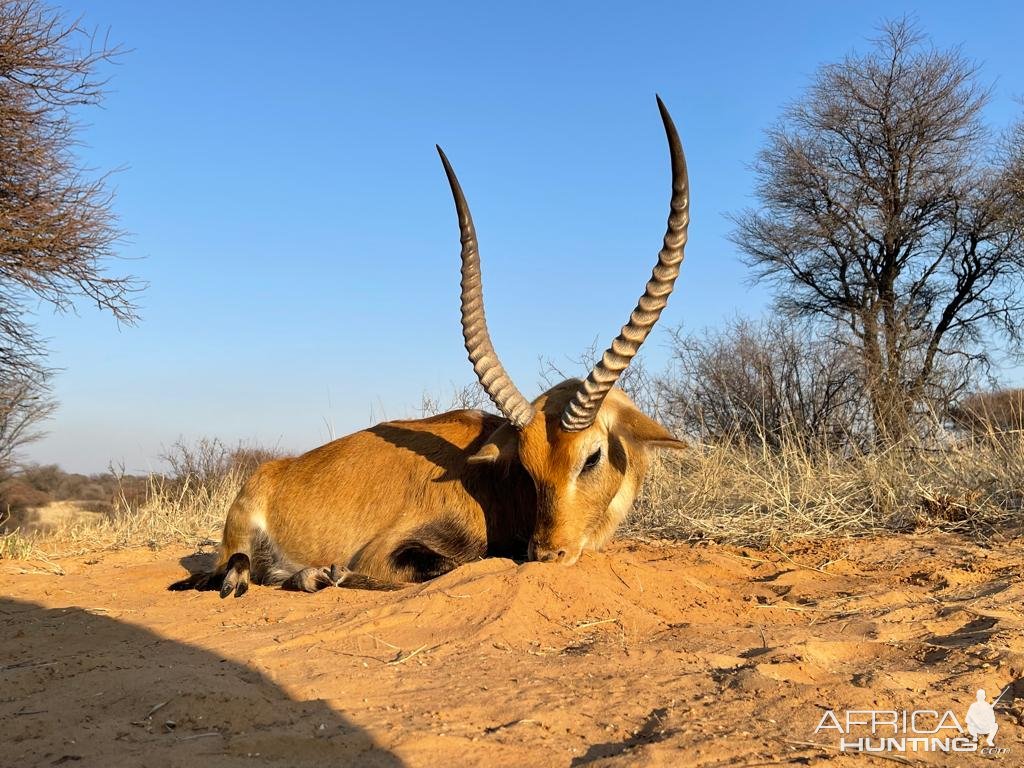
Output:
437,145,535,428
561,96,690,432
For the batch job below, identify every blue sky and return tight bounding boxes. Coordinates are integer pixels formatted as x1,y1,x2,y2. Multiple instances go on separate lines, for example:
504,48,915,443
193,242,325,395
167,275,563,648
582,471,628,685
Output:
24,1,1024,473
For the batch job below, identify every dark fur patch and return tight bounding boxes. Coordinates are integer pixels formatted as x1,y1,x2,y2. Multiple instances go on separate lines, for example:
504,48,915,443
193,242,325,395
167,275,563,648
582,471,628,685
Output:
390,519,486,582
249,529,295,585
391,543,461,581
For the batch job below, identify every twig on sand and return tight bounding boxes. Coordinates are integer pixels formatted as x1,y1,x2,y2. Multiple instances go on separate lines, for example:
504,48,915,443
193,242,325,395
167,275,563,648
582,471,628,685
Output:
575,618,619,630
323,647,391,664
130,699,171,725
771,547,833,574
367,634,401,651
440,586,493,600
144,700,170,719
177,731,221,742
755,604,812,613
483,718,540,734
387,644,436,666
14,707,46,716
608,561,634,591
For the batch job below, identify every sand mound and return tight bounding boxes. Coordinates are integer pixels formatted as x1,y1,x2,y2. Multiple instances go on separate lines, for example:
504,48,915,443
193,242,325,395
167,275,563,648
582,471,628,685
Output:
2,534,1023,766
296,546,754,658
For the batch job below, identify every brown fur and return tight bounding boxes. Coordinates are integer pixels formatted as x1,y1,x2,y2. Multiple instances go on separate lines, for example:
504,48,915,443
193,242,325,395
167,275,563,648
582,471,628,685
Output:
170,380,683,595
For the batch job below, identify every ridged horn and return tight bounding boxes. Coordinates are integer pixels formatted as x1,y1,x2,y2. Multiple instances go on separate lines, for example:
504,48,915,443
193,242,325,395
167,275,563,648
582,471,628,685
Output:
561,96,690,432
437,145,535,428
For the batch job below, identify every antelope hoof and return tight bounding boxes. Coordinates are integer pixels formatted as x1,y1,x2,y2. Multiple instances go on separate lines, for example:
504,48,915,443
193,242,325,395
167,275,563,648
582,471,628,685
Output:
219,553,251,598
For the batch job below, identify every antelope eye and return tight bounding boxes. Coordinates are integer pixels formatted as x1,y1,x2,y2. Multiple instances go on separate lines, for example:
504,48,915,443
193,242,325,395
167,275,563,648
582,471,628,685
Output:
581,448,602,474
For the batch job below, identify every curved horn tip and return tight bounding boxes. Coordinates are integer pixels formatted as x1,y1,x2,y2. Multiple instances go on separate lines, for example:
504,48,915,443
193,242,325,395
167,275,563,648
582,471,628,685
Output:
436,144,453,168
655,96,680,134
437,146,464,197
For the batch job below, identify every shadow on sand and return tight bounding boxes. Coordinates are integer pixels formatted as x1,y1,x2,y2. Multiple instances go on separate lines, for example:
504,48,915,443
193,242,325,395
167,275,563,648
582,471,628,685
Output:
0,597,404,767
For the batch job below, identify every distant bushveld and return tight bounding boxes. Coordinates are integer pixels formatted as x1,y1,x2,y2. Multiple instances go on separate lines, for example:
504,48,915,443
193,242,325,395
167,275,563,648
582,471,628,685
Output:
0,439,278,560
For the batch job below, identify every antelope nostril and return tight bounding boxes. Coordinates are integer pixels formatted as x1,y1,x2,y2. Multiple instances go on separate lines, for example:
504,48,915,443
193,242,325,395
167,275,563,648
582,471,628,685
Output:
534,548,568,563
533,547,556,563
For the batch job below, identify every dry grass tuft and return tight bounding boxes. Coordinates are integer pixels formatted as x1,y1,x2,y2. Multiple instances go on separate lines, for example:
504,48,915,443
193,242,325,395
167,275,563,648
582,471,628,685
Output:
1,518,39,560
626,430,1024,546
21,470,246,558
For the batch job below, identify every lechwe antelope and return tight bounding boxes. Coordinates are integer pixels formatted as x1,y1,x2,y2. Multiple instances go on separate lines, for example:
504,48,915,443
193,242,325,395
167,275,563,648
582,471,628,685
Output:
171,96,689,597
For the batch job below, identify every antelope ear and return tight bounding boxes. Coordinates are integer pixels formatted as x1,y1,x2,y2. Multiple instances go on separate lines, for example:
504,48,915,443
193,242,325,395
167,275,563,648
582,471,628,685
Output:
466,422,519,464
618,408,687,451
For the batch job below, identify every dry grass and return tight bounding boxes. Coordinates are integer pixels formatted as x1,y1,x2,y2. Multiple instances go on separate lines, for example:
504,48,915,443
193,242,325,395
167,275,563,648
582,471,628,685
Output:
626,431,1024,546
6,469,245,559
3,431,1023,562
1,522,39,560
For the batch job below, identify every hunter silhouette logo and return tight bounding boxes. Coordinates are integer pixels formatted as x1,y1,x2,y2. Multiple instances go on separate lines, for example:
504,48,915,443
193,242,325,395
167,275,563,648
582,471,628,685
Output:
965,689,998,746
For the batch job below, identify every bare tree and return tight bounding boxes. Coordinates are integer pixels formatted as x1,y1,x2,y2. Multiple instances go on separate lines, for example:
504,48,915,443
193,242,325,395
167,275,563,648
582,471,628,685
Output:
731,19,1024,444
0,367,55,471
540,343,663,421
160,437,283,490
660,317,869,452
0,0,139,461
419,381,492,417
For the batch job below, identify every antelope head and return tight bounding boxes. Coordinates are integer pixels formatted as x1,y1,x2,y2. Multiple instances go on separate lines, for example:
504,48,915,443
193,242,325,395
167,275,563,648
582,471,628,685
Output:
438,96,690,565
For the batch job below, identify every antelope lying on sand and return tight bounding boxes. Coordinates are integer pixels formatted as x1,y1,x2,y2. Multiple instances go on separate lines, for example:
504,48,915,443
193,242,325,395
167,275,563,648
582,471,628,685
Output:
171,97,689,596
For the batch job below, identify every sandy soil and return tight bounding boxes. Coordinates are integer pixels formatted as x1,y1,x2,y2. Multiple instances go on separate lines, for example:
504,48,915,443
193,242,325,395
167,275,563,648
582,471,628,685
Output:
2,534,1022,767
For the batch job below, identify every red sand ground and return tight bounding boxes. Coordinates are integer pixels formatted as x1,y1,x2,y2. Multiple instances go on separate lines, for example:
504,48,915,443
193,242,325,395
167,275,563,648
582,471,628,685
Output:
2,534,1022,767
